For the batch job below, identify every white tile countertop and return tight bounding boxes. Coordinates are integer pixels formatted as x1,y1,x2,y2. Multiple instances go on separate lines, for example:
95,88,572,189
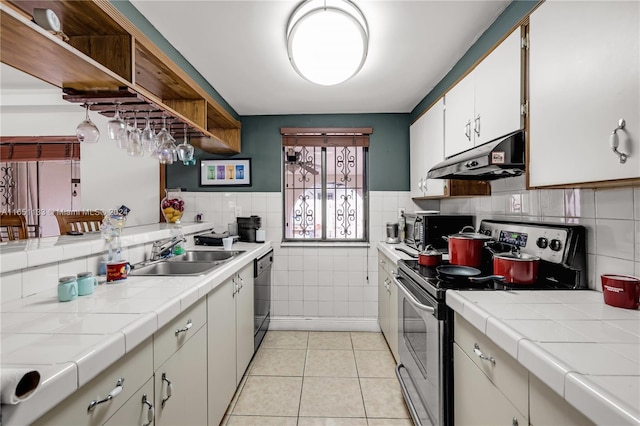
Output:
447,290,640,426
0,240,273,425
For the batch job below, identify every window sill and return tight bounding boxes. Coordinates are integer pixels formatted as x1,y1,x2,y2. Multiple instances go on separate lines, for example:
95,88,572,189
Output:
280,241,371,248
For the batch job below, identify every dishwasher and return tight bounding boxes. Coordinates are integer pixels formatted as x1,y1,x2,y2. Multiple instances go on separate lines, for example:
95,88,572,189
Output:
254,249,273,351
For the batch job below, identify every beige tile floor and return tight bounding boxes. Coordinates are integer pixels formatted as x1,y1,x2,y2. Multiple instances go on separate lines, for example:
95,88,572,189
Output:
221,331,413,426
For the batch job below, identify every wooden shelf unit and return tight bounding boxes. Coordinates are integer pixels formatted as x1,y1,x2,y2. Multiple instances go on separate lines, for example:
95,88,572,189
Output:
412,179,491,200
1,0,241,154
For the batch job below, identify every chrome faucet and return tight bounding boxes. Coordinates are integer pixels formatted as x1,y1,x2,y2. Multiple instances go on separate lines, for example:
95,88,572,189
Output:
150,236,186,261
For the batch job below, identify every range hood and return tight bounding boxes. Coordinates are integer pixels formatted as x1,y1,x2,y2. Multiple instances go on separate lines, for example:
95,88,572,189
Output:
427,130,525,180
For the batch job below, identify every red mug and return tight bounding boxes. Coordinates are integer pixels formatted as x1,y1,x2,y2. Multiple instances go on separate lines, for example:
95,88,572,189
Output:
106,260,131,283
601,274,640,309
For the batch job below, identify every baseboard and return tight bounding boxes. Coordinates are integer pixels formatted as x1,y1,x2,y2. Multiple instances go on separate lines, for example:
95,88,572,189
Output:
268,316,381,332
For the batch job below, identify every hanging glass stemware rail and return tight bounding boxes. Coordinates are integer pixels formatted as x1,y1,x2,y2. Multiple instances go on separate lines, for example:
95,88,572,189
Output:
62,88,208,143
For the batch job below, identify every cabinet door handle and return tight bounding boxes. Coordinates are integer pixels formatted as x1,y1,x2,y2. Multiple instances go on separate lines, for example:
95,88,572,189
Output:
474,114,481,137
512,417,519,426
161,373,172,408
232,278,237,297
610,118,628,163
380,259,386,265
464,120,471,141
87,377,124,411
238,275,243,290
142,393,154,426
473,343,495,365
174,319,192,336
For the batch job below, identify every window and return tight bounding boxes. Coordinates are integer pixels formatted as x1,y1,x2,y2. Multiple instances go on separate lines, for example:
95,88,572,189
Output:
282,127,371,242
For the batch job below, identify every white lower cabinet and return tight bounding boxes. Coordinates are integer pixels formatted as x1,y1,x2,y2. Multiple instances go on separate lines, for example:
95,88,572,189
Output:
454,314,527,426
32,338,154,426
103,378,155,426
235,264,255,384
154,326,208,426
207,263,255,425
454,313,595,426
377,250,398,361
453,344,526,426
529,374,594,426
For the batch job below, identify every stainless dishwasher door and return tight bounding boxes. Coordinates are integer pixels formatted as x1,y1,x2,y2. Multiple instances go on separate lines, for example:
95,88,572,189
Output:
254,250,273,351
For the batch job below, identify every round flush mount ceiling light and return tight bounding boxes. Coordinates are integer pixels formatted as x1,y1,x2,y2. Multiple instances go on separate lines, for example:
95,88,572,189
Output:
286,0,369,86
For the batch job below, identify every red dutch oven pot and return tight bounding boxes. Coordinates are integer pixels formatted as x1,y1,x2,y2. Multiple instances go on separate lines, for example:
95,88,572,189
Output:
444,226,494,268
418,245,442,267
492,252,540,285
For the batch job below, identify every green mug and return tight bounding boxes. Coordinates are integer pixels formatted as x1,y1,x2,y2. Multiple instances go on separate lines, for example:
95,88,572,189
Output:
58,276,78,302
77,272,98,296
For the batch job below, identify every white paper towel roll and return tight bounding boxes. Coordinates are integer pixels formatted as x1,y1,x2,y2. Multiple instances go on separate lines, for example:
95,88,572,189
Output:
1,368,41,405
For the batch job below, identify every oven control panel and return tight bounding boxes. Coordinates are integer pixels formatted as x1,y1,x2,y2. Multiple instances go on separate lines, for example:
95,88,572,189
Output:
479,222,569,264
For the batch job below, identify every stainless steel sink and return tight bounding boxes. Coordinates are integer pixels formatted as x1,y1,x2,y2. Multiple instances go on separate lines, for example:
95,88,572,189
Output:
129,250,245,276
130,261,218,276
170,250,245,262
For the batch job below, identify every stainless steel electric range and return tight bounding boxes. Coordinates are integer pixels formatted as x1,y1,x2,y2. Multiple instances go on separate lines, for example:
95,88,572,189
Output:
392,219,588,426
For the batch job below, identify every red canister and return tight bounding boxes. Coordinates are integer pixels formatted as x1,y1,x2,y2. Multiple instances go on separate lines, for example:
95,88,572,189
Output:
601,275,640,309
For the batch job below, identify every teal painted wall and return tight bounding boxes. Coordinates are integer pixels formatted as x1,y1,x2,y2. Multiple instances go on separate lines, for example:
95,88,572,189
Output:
168,114,411,192
410,0,539,120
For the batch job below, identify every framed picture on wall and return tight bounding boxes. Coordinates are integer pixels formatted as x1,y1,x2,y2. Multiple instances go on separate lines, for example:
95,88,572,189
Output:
200,159,252,186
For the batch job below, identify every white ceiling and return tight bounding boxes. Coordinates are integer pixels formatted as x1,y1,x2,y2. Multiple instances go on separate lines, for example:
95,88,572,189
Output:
129,0,511,116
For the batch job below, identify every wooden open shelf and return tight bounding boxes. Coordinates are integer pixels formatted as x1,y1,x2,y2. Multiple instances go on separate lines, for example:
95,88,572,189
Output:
1,0,241,154
412,179,491,200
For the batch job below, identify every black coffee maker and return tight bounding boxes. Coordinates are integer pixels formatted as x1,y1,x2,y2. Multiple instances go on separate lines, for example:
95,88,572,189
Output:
237,216,261,242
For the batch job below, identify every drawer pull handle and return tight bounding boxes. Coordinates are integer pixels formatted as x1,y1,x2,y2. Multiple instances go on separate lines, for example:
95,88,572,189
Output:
175,319,192,336
87,377,124,411
161,373,173,408
473,343,495,365
142,393,154,426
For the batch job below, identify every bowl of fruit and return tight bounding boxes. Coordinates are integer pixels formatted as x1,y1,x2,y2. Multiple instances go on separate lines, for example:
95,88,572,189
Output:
161,189,185,223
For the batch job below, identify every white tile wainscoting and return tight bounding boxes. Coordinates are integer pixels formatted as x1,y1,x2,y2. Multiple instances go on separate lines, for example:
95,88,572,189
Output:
181,191,416,328
183,181,639,328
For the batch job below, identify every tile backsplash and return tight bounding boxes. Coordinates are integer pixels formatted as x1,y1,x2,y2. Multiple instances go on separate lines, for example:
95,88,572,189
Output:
438,176,640,291
183,182,638,322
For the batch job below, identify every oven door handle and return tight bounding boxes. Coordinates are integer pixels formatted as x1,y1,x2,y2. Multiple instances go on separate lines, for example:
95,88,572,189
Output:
396,364,424,426
392,274,435,314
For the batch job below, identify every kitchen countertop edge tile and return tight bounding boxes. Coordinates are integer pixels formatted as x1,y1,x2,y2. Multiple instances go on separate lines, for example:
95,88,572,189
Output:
565,372,640,426
0,362,78,426
0,239,272,425
446,290,640,426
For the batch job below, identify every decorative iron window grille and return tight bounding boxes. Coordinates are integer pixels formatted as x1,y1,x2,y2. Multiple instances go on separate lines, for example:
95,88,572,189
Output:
282,128,371,242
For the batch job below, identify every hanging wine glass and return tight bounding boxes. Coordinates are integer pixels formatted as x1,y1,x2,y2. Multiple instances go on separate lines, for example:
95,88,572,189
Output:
141,111,155,153
107,103,125,142
177,124,195,164
76,103,100,143
117,116,129,149
156,116,176,164
127,111,144,157
168,120,179,162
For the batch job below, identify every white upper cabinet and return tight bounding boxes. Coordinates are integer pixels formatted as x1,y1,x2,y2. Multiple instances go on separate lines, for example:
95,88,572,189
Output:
445,27,523,158
410,98,445,197
529,0,639,187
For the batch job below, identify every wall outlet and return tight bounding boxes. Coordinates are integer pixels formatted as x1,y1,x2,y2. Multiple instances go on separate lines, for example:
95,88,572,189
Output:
398,207,405,217
235,206,242,217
